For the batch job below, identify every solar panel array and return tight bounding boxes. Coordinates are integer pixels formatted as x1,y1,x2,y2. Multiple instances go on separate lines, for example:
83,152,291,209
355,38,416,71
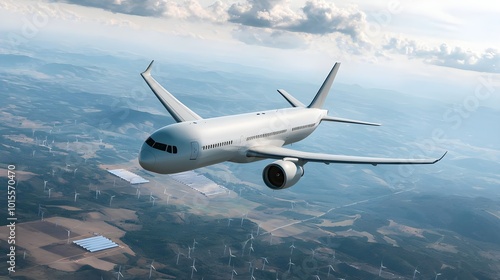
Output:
108,169,149,184
73,236,118,252
169,170,228,196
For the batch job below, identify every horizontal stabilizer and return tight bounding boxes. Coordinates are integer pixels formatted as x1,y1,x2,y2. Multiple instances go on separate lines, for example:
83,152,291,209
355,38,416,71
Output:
277,89,306,107
322,116,381,126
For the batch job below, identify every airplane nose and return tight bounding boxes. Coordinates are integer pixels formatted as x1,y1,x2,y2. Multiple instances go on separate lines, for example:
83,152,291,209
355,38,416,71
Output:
139,147,156,171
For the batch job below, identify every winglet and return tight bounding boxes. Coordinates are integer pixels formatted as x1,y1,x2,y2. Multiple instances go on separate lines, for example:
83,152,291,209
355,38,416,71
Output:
308,62,341,109
142,60,155,76
435,151,447,163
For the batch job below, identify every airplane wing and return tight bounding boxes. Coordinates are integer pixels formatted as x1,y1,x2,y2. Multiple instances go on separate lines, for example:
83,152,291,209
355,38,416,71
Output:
141,60,203,123
247,146,446,166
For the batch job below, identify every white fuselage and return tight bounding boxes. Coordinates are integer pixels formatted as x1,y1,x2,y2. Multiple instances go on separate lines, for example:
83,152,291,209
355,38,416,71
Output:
138,107,328,174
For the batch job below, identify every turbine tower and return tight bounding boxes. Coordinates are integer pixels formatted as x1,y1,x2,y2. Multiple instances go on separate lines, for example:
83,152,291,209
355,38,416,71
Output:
190,259,197,279
413,267,420,280
289,242,296,255
228,247,235,266
378,261,386,277
148,260,156,279
327,265,335,277
288,258,295,273
115,265,124,280
231,266,238,280
261,257,269,270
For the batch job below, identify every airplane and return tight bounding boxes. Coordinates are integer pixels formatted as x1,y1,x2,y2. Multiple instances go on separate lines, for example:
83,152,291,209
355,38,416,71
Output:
138,61,446,189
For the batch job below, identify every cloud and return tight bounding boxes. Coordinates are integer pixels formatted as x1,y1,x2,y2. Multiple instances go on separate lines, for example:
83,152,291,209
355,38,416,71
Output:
383,37,500,73
50,0,228,20
232,26,309,49
228,0,368,42
52,0,168,17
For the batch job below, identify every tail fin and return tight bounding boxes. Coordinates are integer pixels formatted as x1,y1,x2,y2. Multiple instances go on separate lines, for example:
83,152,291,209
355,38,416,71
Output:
308,62,341,109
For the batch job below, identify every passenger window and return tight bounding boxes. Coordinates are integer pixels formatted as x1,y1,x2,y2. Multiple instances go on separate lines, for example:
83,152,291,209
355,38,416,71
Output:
167,145,172,153
173,146,177,154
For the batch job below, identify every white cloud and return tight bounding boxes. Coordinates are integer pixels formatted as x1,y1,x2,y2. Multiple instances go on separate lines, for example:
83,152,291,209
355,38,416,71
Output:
382,37,500,73
228,0,369,43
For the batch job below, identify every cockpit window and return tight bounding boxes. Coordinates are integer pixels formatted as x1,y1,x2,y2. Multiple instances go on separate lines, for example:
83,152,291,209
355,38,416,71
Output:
145,137,177,154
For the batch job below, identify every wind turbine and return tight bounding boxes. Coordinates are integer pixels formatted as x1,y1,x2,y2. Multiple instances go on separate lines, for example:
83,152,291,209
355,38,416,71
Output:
74,191,80,202
227,218,233,227
73,168,78,176
66,229,71,244
190,258,197,279
228,247,235,266
95,188,101,199
327,265,335,277
289,242,296,255
261,257,269,270
115,265,124,280
435,272,442,280
249,241,254,256
166,193,171,204
48,188,53,198
223,242,228,256
41,211,44,221
413,267,420,280
379,261,386,277
148,260,156,279
250,267,256,280
176,249,182,265
240,213,246,227
151,196,156,206
287,258,295,273
43,180,48,191
231,265,238,280
32,150,36,157
192,238,198,252
269,232,273,245
256,224,261,236
137,189,141,199
110,195,115,206
187,246,192,259
246,260,253,272
313,274,321,280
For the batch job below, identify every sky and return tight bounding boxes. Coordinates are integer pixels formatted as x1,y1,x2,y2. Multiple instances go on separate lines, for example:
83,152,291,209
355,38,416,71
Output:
0,0,499,101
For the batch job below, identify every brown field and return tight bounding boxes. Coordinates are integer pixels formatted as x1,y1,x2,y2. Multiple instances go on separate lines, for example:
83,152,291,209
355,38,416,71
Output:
0,212,135,273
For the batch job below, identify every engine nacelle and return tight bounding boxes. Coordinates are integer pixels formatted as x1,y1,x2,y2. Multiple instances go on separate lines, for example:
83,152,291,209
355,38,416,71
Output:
263,160,304,190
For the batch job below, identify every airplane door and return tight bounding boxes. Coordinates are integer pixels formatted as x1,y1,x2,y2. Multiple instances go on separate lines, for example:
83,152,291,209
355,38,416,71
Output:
190,141,199,160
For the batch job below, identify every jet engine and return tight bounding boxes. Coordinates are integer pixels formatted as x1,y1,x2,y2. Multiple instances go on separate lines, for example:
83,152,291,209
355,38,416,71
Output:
263,160,304,189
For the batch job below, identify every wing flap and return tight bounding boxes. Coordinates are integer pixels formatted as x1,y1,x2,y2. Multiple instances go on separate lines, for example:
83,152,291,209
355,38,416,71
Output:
247,146,446,165
141,61,202,123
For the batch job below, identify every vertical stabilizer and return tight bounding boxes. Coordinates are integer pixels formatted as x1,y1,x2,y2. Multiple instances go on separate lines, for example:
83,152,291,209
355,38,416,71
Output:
308,62,341,109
